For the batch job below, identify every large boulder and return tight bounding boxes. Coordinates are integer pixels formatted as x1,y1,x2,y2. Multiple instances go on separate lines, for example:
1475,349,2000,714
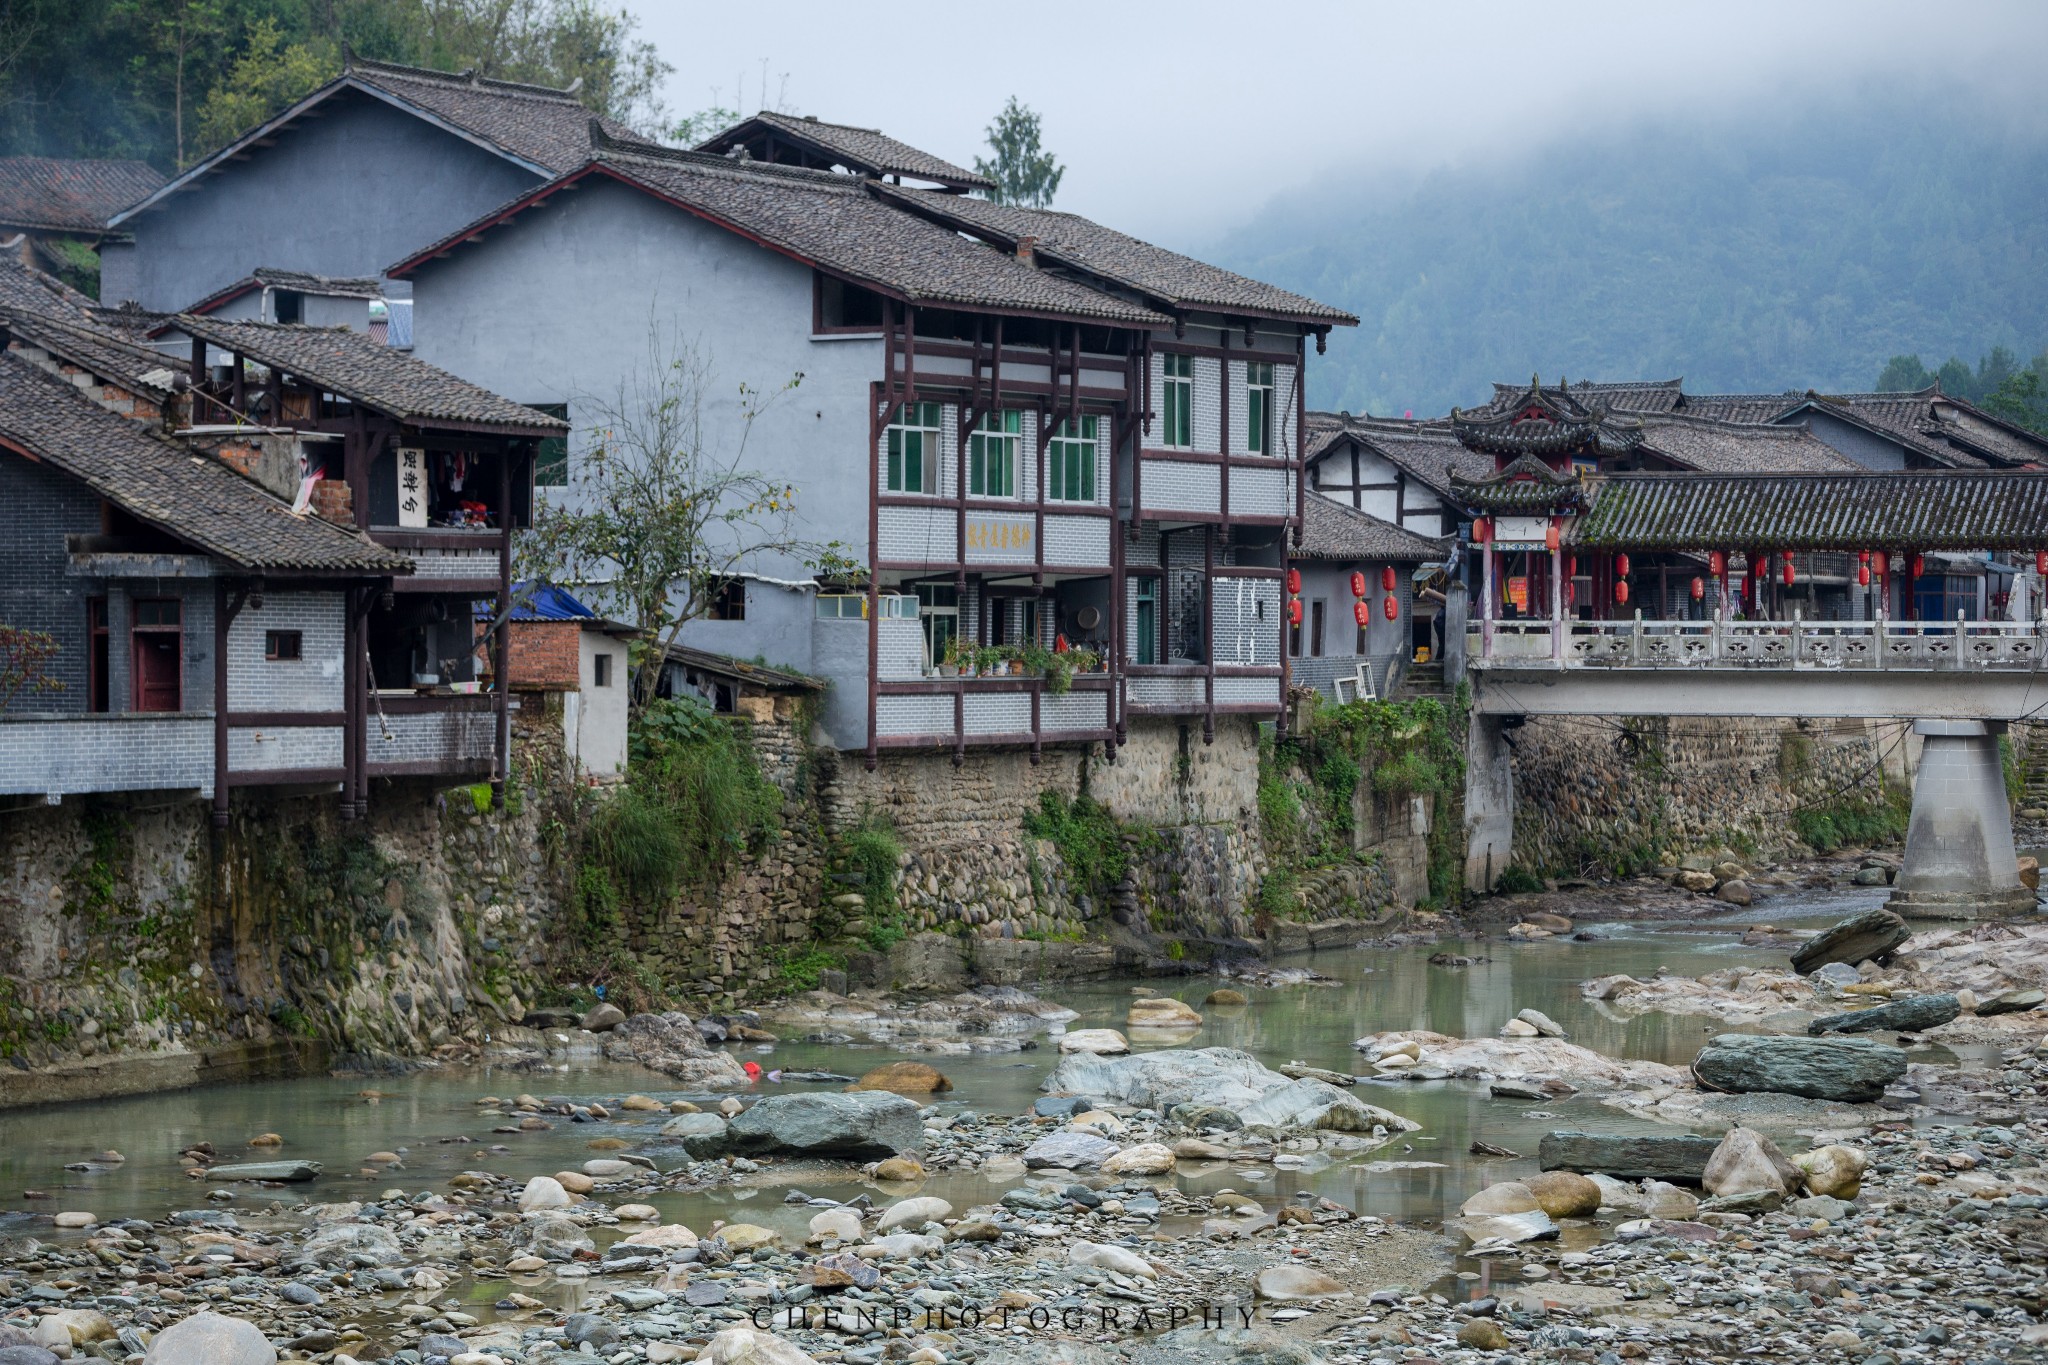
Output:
203,1161,320,1183
603,1012,753,1088
1702,1127,1804,1200
300,1222,404,1267
1057,1029,1130,1055
1794,1145,1869,1199
1806,993,1960,1036
1021,1131,1120,1169
1460,1182,1539,1216
724,1092,923,1158
143,1312,275,1365
1523,1171,1602,1218
660,1112,731,1157
1045,1046,1324,1117
518,1175,573,1212
698,1327,822,1365
1233,1078,1418,1136
1692,1034,1907,1103
849,1062,951,1095
1100,1142,1176,1176
1791,910,1910,975
1538,1131,1721,1182
1126,997,1202,1029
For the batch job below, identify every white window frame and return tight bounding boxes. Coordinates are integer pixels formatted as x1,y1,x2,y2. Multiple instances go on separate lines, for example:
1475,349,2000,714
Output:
885,401,943,494
1247,362,1275,456
1161,353,1193,449
1047,415,1099,504
968,410,1021,498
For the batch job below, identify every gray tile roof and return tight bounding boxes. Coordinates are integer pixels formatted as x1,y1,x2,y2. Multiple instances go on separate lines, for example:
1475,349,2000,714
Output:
0,252,100,322
1571,470,2048,553
875,186,1358,325
1636,414,1861,474
183,267,389,316
0,304,177,397
1490,377,1684,415
1297,494,1450,562
698,112,993,191
399,137,1171,326
1320,416,1492,496
169,316,569,433
0,352,409,573
346,56,650,175
0,157,165,233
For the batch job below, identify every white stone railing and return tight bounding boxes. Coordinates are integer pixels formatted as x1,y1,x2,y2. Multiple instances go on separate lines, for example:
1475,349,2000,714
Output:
1472,617,2048,671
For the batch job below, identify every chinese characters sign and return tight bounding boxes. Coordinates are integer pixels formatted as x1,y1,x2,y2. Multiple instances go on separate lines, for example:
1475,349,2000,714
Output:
396,447,427,528
964,514,1034,563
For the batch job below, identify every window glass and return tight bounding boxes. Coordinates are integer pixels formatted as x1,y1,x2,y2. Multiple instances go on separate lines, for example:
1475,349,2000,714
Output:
1134,578,1157,666
1047,415,1098,503
593,653,613,686
1247,362,1274,454
968,410,1020,497
134,599,181,628
1161,354,1193,448
916,583,959,668
530,403,570,487
886,402,942,493
264,630,302,661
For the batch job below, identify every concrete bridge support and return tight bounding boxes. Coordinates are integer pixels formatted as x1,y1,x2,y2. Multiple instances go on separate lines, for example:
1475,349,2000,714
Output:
1887,720,2037,920
1464,713,1514,893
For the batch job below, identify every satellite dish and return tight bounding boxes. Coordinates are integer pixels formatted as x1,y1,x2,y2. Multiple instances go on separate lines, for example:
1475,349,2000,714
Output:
1075,606,1102,633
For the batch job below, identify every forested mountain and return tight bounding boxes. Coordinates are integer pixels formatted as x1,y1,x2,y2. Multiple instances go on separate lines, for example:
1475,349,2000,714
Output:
1215,90,2048,418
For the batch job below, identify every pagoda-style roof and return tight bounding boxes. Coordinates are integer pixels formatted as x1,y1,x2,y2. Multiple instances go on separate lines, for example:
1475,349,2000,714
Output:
1571,471,2048,553
1452,376,1645,459
1449,453,1586,514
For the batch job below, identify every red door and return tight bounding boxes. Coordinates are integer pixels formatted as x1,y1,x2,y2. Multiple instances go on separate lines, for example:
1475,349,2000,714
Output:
131,599,182,712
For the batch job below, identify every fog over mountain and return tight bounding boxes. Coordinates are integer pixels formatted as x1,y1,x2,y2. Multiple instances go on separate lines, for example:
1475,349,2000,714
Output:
1211,86,2048,417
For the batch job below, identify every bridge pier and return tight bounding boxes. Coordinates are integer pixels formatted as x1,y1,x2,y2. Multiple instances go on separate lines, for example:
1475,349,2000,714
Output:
1887,720,2038,920
1464,713,1514,893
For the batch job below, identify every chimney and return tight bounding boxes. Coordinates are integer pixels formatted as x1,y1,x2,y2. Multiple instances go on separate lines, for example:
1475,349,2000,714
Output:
1015,235,1038,267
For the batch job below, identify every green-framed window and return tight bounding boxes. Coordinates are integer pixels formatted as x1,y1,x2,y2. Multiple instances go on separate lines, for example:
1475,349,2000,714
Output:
1246,362,1274,455
1048,415,1098,503
968,410,1021,497
886,401,943,493
1161,353,1193,448
530,403,569,486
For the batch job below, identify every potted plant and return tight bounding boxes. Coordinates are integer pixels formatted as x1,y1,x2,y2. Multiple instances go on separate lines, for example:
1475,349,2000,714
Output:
939,638,963,678
977,645,1006,677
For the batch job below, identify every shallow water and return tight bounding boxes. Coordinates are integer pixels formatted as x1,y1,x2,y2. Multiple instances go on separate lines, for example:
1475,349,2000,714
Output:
0,879,1910,1244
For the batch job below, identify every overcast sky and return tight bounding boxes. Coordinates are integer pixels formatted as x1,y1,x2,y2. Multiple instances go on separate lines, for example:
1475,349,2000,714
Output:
630,0,2048,247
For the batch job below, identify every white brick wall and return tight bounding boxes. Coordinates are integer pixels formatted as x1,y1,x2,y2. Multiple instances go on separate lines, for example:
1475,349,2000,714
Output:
876,695,950,737
1214,577,1281,666
228,590,345,711
878,505,956,563
1141,460,1221,515
877,619,925,679
1043,515,1109,567
367,710,494,766
1041,691,1108,732
230,725,344,771
0,716,212,797
964,693,1029,736
1193,357,1222,454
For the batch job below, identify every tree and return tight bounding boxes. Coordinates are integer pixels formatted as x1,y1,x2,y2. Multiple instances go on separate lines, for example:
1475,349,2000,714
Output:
1875,354,1934,392
973,96,1063,209
518,326,857,713
0,625,63,712
194,16,330,151
1982,354,2048,436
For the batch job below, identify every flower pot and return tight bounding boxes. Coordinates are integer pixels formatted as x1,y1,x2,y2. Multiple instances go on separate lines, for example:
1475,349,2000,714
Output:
938,665,957,677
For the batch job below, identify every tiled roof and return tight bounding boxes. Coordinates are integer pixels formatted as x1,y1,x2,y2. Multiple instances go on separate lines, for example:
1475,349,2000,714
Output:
396,137,1170,326
1453,378,1645,458
1450,453,1587,513
875,186,1357,326
1296,494,1450,562
0,157,165,233
0,352,409,573
0,304,178,396
1930,406,2048,469
1571,471,2048,553
698,112,993,191
1636,415,1861,474
0,252,100,322
1349,419,1492,496
183,267,388,316
169,315,568,432
1491,378,1684,415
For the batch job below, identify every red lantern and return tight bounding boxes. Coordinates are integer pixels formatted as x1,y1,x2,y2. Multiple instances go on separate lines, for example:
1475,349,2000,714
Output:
1565,555,1577,578
1564,581,1576,606
1858,551,1871,565
1545,523,1561,552
1380,565,1396,592
1857,564,1871,587
1350,571,1367,598
1615,553,1631,578
1754,553,1769,576
1473,518,1491,544
1614,579,1630,605
1782,558,1796,587
1690,576,1704,600
1354,600,1370,628
1382,593,1398,620
2036,551,2047,576
1911,554,1925,578
1708,550,1726,577
1287,597,1302,627
1285,567,1302,594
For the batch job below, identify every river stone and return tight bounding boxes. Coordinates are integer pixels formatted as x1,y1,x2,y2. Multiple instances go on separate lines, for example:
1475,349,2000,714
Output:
1254,1266,1350,1300
698,1326,823,1365
1458,1321,1510,1351
1101,1142,1176,1176
1524,1170,1602,1218
849,1061,951,1094
1500,1018,1539,1037
1791,909,1911,974
33,1311,111,1346
1979,988,2046,1016
0,1346,59,1365
864,1232,941,1259
1068,1240,1156,1279
301,1222,404,1267
1538,1131,1721,1182
604,1012,753,1088
724,1092,923,1157
660,1112,730,1156
718,1223,780,1251
1461,1181,1540,1216
807,1209,864,1243
527,1215,596,1259
1692,1033,1908,1102
1516,1008,1567,1038
1232,1078,1418,1135
1058,1029,1130,1055
519,1175,573,1212
583,1158,638,1178
1452,1210,1559,1244
203,1160,321,1182
1205,989,1250,1006
1807,992,1960,1035
876,1197,951,1231
1021,1131,1120,1169
555,1170,596,1194
622,1223,698,1248
581,1002,626,1032
1794,1144,1869,1199
614,1203,659,1221
1702,1127,1804,1199
1126,997,1202,1028
1641,1180,1700,1219
1044,1047,1295,1112
142,1312,274,1365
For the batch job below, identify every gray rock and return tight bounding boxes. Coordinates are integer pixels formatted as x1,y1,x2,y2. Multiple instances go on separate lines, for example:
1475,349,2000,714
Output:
419,1335,469,1358
300,1222,404,1267
603,1012,752,1088
1977,988,2045,1017
660,1111,731,1157
1537,1131,1722,1182
526,1215,596,1260
0,1347,59,1365
1043,1047,1296,1112
1791,910,1910,974
1790,1194,1858,1220
1020,1131,1121,1169
1807,993,1960,1036
565,1314,621,1349
1691,1033,1908,1102
203,1160,321,1182
725,1092,924,1157
1452,1209,1559,1244
279,1283,322,1306
142,1312,276,1365
1233,1078,1417,1136
580,1002,626,1032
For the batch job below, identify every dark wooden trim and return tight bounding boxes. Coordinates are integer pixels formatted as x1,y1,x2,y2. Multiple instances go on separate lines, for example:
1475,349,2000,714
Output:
226,766,348,788
873,728,1114,751
1127,663,1280,679
898,378,1128,404
228,711,347,727
211,578,229,826
866,379,883,771
911,337,1135,369
491,449,514,807
389,577,501,595
1139,449,1297,468
1126,702,1279,718
875,494,1112,518
375,693,498,715
367,759,494,778
874,676,1112,696
1151,339,1297,365
876,560,1112,575
369,529,510,552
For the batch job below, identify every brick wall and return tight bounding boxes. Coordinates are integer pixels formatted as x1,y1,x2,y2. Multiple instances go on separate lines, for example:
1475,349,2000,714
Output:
509,621,580,689
0,454,103,708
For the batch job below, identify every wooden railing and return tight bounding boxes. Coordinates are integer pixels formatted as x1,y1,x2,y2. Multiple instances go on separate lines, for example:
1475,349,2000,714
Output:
1473,616,2048,671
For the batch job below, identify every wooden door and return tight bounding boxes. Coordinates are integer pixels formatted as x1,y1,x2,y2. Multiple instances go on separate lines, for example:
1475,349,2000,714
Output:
131,598,182,712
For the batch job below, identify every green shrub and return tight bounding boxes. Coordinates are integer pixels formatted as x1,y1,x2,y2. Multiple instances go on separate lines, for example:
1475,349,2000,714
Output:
1493,864,1546,895
585,788,685,904
772,945,845,992
1024,790,1131,900
832,814,906,950
1792,793,1908,853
